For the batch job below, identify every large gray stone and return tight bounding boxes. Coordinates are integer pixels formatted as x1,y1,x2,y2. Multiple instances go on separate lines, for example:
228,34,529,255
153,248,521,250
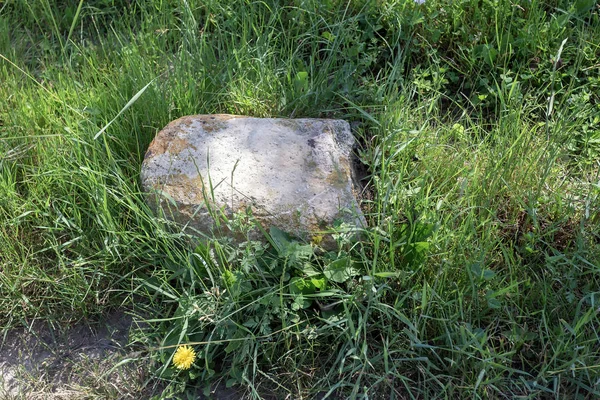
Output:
141,115,365,248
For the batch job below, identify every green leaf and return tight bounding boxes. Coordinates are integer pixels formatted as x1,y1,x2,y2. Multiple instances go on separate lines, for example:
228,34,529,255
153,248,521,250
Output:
373,271,403,278
323,257,359,283
228,366,243,386
487,298,502,309
471,263,496,281
473,44,498,67
292,294,309,310
290,277,316,294
269,226,293,254
225,340,242,354
575,0,595,14
310,277,327,290
301,262,321,277
291,244,314,260
224,329,244,353
321,31,335,41
412,241,430,253
482,269,496,281
294,71,309,93
486,291,502,309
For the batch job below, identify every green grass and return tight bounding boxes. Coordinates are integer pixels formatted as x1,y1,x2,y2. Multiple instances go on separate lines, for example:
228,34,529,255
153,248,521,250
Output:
1,0,599,398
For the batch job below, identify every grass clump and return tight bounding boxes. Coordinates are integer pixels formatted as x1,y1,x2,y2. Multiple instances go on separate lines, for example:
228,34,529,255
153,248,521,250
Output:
1,0,599,398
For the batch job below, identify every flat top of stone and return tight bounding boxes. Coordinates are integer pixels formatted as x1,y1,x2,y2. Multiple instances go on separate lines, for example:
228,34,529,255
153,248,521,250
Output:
141,114,364,239
144,114,355,159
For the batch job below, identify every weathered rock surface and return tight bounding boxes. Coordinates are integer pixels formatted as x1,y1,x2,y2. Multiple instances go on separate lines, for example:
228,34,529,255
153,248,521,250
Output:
141,115,365,248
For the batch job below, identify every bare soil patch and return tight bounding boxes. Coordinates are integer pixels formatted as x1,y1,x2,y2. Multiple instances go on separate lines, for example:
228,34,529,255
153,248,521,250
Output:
0,310,154,399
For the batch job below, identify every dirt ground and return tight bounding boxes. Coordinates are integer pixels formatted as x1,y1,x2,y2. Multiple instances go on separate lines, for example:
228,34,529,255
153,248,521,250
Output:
0,310,155,399
0,310,254,400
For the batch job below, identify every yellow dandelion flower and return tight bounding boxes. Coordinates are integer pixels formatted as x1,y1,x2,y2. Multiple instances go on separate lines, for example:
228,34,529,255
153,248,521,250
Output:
172,345,196,370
